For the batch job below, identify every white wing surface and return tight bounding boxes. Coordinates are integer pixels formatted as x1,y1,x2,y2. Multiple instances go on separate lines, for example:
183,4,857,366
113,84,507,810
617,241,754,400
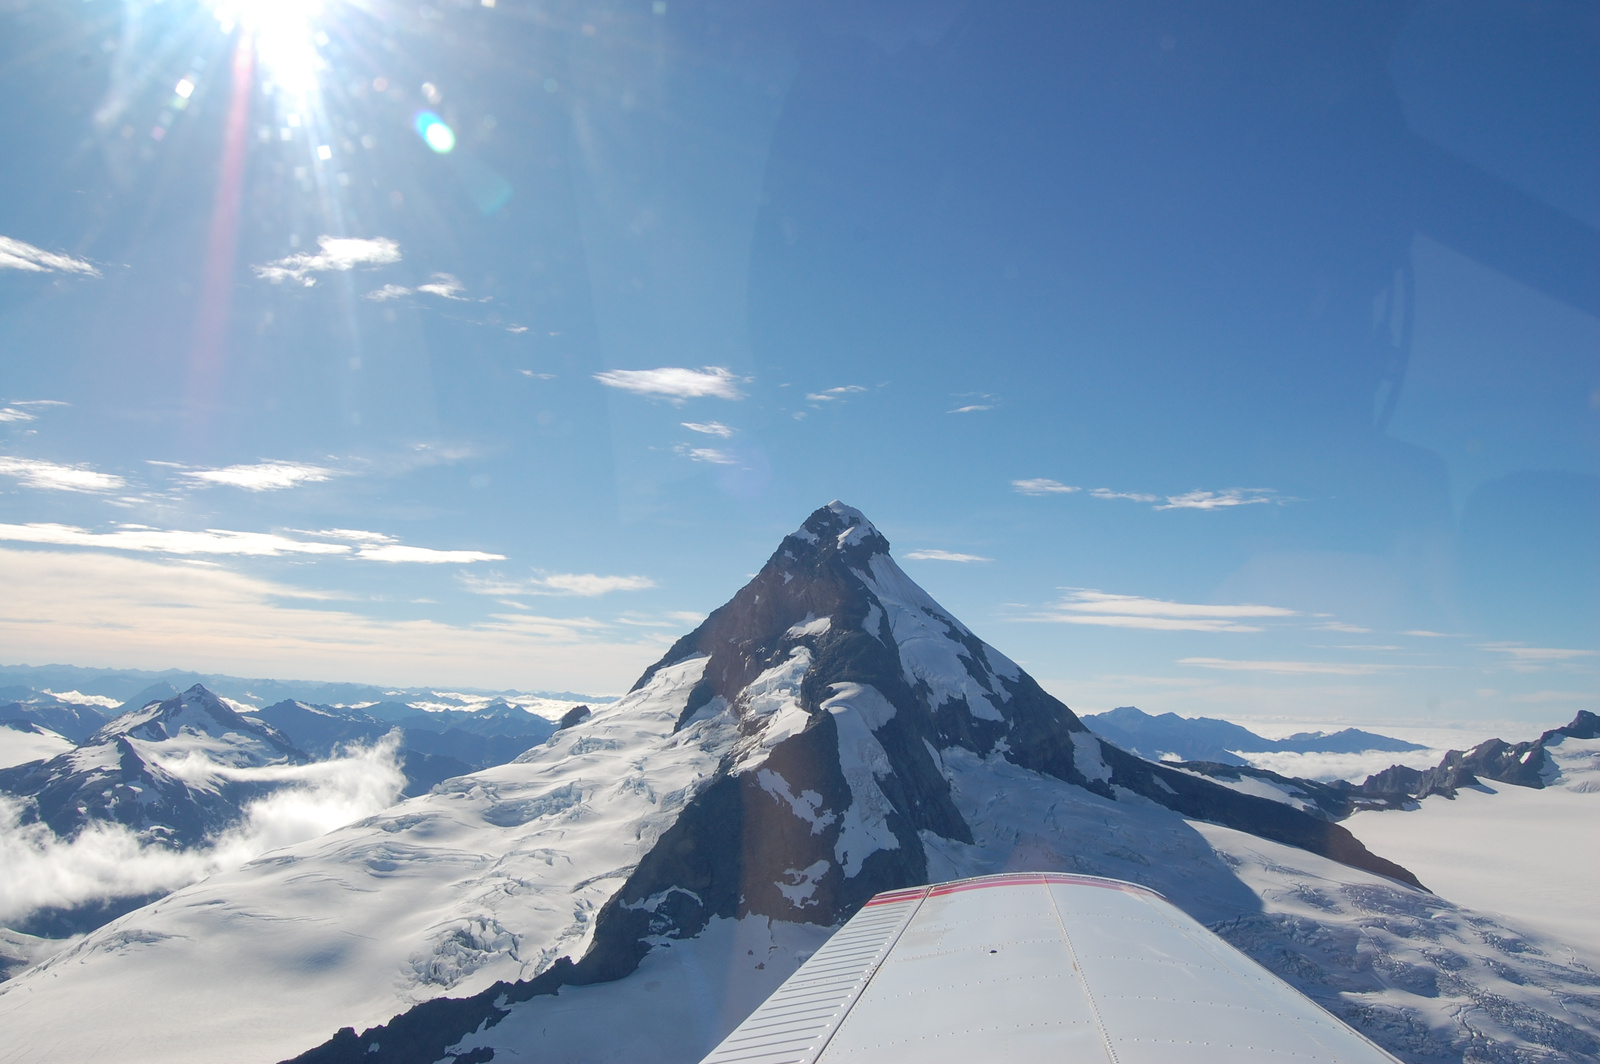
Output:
699,872,1400,1064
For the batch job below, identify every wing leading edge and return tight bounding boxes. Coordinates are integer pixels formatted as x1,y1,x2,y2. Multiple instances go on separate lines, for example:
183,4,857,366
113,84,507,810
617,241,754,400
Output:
698,871,1400,1064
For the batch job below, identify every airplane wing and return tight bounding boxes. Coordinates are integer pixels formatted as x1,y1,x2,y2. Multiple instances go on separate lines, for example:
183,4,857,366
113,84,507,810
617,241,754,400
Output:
698,872,1400,1064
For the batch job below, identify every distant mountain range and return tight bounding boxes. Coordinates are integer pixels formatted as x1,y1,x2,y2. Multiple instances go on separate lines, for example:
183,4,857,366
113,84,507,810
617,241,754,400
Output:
1082,705,1425,766
0,664,612,715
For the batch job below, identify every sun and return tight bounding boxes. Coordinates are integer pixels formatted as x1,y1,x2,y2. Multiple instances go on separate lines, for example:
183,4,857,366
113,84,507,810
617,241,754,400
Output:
208,0,328,95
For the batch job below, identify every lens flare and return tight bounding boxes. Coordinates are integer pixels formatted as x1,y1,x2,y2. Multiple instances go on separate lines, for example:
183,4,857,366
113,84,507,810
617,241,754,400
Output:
414,111,456,154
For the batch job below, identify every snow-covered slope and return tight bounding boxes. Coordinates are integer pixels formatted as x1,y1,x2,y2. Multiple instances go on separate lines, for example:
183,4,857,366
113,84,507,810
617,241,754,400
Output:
0,505,1592,1064
0,722,74,770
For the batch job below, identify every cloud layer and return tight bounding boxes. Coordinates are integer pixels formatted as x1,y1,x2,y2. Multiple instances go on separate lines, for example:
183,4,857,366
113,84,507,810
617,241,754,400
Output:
594,366,744,401
903,549,991,562
0,547,666,692
0,735,404,925
254,236,401,285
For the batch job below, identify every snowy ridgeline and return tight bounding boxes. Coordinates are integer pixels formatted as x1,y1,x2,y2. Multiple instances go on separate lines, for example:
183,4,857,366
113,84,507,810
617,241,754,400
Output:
0,504,1595,1064
0,682,592,966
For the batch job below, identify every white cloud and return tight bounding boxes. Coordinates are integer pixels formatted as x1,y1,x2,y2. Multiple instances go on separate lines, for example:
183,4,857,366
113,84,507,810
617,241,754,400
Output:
355,544,504,564
253,236,401,286
675,444,739,465
0,236,99,276
1178,657,1391,675
461,571,657,597
805,385,867,402
682,421,735,438
307,528,395,543
949,404,993,414
0,457,125,493
0,523,501,563
904,549,991,562
1012,478,1079,495
0,408,34,423
1158,489,1277,510
0,735,404,925
1314,622,1371,633
416,273,467,299
0,523,351,557
1089,488,1161,503
1028,589,1297,632
179,461,334,491
365,283,411,301
593,366,744,401
1089,486,1279,510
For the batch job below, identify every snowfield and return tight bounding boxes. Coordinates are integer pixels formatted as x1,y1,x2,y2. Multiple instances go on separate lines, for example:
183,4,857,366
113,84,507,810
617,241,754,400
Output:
1346,734,1600,962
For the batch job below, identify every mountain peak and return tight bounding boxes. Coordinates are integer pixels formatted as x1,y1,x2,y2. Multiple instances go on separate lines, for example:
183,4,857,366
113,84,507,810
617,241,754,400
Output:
788,500,890,561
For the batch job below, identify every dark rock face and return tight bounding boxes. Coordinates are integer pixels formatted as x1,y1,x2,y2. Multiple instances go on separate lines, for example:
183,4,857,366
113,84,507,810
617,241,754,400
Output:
0,685,306,847
1351,710,1600,800
287,502,1422,1064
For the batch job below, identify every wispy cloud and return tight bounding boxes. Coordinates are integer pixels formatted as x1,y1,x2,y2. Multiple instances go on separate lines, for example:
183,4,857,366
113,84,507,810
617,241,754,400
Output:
1314,622,1371,633
1028,590,1297,632
461,571,657,597
1012,478,1079,495
1090,488,1160,503
1179,657,1391,675
904,549,991,562
254,236,401,286
179,461,334,491
594,366,744,401
0,456,125,493
0,401,64,423
1089,486,1280,510
949,392,995,414
0,236,99,276
365,283,410,301
0,523,502,563
355,543,503,564
949,404,993,414
416,273,467,299
675,444,739,465
1478,643,1597,671
682,421,735,438
805,385,867,403
1158,489,1278,510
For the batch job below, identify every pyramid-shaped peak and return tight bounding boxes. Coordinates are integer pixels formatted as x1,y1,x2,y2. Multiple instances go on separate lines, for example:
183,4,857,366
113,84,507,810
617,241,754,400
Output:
789,501,890,560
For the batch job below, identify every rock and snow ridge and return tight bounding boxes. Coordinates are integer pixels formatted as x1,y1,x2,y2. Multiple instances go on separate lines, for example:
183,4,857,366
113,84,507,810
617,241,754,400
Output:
2,504,1596,1064
0,685,307,851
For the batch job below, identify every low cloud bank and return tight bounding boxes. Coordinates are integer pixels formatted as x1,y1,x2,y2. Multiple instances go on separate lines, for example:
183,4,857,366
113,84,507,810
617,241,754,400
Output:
0,734,405,927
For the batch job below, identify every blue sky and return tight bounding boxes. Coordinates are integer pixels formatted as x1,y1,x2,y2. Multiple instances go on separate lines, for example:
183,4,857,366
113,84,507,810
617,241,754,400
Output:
0,0,1594,730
